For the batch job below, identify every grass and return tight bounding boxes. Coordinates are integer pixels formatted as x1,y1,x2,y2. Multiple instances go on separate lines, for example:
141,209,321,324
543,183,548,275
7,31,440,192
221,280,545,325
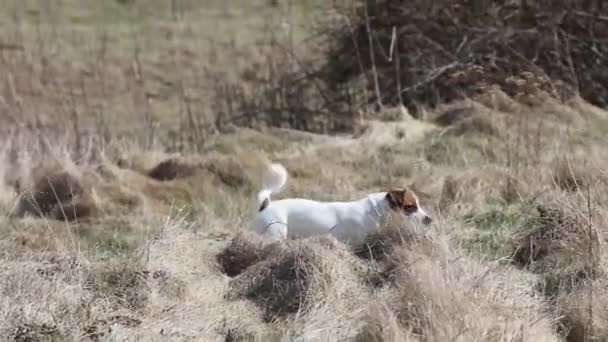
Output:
0,1,608,342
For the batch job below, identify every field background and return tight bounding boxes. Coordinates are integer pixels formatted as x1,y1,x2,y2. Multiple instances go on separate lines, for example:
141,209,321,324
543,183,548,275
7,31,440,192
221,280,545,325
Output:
1,1,608,341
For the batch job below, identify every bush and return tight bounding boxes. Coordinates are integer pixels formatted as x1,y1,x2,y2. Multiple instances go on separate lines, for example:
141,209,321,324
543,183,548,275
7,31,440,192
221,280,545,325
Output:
320,0,608,114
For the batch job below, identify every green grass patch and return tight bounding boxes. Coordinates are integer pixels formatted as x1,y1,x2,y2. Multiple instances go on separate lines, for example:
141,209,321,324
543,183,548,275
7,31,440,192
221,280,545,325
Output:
461,206,527,259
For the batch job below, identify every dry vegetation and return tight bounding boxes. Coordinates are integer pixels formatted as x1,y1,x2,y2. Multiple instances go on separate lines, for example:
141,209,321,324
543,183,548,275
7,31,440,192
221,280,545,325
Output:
1,0,608,341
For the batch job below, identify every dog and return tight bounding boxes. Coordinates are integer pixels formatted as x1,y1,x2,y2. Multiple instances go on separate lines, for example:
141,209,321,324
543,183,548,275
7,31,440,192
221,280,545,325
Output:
248,163,432,243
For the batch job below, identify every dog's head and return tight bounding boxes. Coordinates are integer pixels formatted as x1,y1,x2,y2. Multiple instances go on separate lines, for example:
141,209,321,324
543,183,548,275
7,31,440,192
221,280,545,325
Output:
385,188,432,225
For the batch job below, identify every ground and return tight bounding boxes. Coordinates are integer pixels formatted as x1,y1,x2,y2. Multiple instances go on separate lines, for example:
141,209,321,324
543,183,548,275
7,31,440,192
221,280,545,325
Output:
1,2,608,342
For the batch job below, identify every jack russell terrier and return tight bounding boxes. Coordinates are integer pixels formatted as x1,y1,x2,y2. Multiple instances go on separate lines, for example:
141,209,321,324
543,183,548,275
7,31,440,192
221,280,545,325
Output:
248,163,432,243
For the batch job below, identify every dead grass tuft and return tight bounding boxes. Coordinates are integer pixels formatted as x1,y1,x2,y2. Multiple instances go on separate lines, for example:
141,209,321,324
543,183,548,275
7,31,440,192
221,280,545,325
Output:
353,219,425,262
201,155,254,191
551,158,592,192
151,270,187,300
227,244,320,321
556,276,608,342
512,204,599,274
11,322,62,342
83,315,142,340
225,237,367,325
147,157,199,181
386,233,558,341
84,261,149,312
216,231,271,277
14,171,96,222
433,105,499,137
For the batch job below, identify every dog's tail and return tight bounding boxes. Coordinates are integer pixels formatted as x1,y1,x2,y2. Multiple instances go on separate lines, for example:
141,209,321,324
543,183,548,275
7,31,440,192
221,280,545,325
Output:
256,162,287,212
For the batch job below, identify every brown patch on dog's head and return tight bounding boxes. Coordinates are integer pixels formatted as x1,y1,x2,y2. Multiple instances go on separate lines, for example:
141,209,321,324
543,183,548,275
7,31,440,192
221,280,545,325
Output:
386,188,419,215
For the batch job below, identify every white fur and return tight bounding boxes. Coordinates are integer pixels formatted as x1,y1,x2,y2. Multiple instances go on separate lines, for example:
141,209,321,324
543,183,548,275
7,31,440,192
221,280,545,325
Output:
255,163,287,209
249,163,431,244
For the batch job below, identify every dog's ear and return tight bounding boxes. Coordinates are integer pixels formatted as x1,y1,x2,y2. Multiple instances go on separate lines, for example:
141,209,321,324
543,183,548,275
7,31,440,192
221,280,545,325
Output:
386,188,418,211
386,188,406,209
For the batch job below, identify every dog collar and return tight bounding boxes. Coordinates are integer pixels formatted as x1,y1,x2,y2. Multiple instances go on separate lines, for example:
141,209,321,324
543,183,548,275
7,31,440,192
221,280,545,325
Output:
263,220,287,234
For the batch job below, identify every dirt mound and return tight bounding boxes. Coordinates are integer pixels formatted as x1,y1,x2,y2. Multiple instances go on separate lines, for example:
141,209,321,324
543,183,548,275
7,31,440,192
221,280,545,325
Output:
322,0,608,113
14,171,96,222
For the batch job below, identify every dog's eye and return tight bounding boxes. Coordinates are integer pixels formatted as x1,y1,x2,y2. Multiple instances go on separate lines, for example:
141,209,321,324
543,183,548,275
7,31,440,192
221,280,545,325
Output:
403,204,418,214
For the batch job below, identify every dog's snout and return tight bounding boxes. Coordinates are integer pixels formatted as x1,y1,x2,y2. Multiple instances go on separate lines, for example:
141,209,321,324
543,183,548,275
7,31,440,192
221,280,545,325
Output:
422,216,432,225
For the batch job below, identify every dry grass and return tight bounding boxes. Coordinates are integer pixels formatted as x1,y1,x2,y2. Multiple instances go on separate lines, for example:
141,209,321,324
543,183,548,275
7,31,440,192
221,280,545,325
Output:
3,97,606,340
1,2,608,342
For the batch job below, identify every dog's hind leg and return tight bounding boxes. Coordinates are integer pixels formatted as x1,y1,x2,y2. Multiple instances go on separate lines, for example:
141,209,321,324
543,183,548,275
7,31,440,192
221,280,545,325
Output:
264,222,288,241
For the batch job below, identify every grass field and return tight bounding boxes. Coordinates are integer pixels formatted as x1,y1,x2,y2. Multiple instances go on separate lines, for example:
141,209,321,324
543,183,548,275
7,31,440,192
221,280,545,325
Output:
1,1,608,341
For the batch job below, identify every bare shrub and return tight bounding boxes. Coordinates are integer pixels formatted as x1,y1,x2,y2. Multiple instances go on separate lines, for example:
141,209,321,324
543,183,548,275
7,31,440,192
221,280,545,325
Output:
321,0,608,114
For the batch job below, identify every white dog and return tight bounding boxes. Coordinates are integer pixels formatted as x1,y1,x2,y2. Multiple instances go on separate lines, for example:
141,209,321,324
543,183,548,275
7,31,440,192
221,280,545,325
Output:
248,163,432,244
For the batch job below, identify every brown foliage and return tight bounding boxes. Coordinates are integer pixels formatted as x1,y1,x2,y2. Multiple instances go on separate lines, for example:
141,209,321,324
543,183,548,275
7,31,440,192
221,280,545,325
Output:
322,0,608,113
